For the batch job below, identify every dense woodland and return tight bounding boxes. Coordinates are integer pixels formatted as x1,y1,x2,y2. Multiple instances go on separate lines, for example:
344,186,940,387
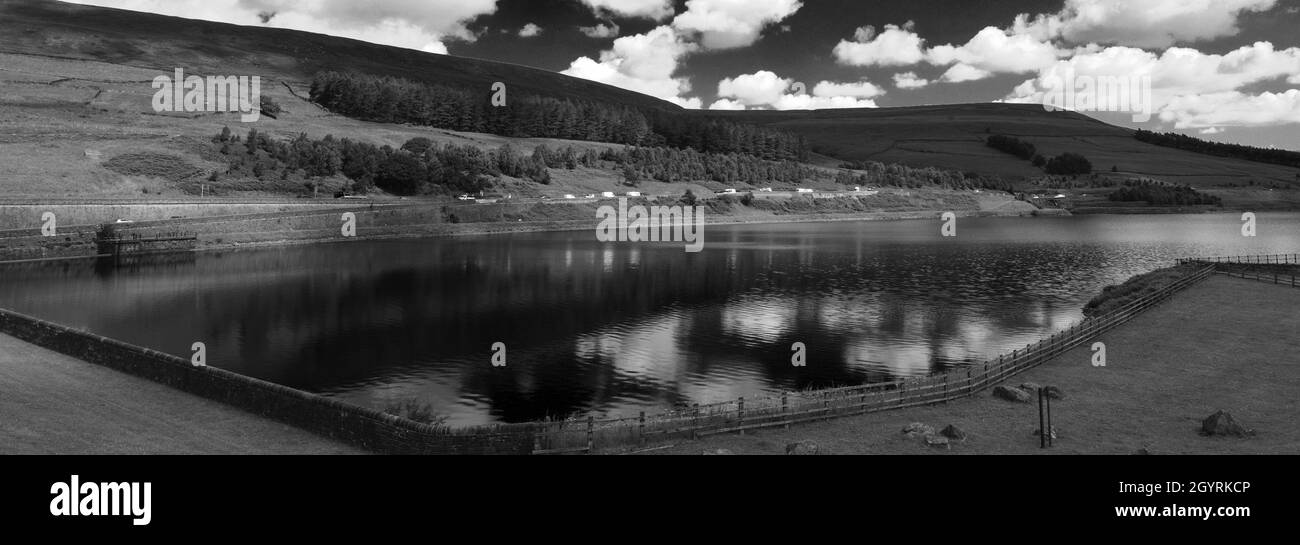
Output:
1107,179,1222,206
985,134,1037,160
212,127,1012,196
838,160,1016,191
309,71,808,161
1135,130,1300,169
1043,152,1093,175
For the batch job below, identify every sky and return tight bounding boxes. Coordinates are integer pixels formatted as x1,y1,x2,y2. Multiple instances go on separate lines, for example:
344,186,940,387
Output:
64,0,1300,149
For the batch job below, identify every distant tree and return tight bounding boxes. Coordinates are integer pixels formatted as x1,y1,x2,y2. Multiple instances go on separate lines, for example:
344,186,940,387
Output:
986,134,1037,160
401,137,435,157
1045,153,1092,175
1111,165,1118,172
680,188,697,206
1032,154,1046,168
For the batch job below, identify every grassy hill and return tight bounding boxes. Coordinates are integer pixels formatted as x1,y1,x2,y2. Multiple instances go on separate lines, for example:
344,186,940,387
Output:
1,0,1297,210
719,104,1300,189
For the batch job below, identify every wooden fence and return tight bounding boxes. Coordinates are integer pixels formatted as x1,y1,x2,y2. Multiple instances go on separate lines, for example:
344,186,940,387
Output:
1178,253,1299,289
529,262,1218,454
1177,253,1299,265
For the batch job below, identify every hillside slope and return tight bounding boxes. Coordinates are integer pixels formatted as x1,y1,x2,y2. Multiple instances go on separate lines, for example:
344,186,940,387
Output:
720,104,1300,186
1,0,1297,202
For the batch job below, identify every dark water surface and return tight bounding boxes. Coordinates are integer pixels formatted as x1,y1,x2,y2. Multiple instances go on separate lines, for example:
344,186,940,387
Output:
2,213,1297,426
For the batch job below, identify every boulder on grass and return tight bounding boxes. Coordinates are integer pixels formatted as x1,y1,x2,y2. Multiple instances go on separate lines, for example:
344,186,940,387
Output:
1044,385,1065,400
993,385,1032,403
1200,410,1253,437
940,424,967,441
1032,426,1059,439
785,440,819,455
902,422,935,438
1020,382,1043,393
923,434,950,449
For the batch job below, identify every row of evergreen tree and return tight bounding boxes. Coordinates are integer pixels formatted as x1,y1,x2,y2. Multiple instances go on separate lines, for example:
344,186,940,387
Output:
838,160,1015,191
986,134,1037,160
214,127,1013,196
1107,179,1222,206
1135,129,1300,169
309,71,808,162
214,127,536,195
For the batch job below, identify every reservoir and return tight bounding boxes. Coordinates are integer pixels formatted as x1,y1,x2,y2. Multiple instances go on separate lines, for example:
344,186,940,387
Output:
1,212,1297,426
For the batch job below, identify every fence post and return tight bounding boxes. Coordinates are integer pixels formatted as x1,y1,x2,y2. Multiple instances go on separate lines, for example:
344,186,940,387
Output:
737,396,745,434
782,392,790,428
586,415,594,454
967,367,973,396
692,403,700,439
1046,389,1053,448
638,411,646,446
1038,388,1046,449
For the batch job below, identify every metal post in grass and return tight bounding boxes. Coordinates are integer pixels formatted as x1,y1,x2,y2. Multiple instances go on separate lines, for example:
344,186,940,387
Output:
1038,388,1046,449
692,403,700,439
586,415,594,454
1046,389,1053,448
638,411,646,446
737,396,745,434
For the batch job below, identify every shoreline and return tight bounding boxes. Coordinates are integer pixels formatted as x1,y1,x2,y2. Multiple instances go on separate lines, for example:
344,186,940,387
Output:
0,206,1057,264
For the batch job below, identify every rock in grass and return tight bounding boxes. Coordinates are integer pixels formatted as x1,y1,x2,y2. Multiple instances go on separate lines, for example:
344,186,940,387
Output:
923,434,950,449
785,440,819,455
1020,382,1043,393
1132,448,1150,455
993,385,1032,403
1032,426,1058,439
902,422,935,437
1200,410,1253,437
940,424,967,441
1044,385,1065,400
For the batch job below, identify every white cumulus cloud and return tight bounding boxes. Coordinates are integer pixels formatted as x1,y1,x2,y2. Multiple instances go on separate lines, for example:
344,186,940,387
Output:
672,0,804,50
713,70,882,110
579,22,620,39
518,23,542,38
579,0,673,20
1013,0,1278,49
1005,42,1300,128
892,72,930,89
833,21,926,67
925,26,1064,81
561,25,699,106
66,0,500,53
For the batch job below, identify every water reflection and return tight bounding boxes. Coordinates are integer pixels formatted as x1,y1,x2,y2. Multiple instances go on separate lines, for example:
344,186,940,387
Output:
0,213,1296,426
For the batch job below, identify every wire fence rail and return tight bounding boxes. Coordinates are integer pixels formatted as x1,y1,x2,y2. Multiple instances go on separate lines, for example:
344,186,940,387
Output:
1178,253,1299,289
526,261,1221,454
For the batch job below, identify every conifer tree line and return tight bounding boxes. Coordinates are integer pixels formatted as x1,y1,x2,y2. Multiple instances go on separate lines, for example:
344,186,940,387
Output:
985,134,1037,160
1107,179,1222,206
214,127,1010,196
837,160,1015,191
309,71,808,161
1134,129,1300,169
